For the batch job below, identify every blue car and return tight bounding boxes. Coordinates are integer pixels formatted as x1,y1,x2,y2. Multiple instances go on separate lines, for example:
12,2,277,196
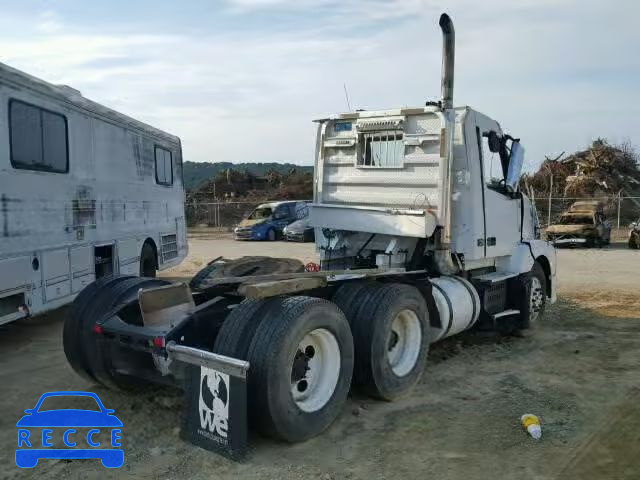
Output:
233,201,309,241
16,391,123,468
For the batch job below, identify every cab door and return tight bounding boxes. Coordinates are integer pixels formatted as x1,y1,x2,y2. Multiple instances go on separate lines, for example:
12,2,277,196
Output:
475,114,521,258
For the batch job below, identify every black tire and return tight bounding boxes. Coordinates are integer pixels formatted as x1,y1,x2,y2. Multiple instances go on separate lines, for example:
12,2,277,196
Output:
246,296,354,442
213,298,275,357
63,275,136,382
66,276,169,389
594,236,603,249
86,277,170,390
515,261,547,330
348,283,430,401
331,281,371,324
629,233,640,249
266,228,276,241
140,243,157,277
303,229,315,243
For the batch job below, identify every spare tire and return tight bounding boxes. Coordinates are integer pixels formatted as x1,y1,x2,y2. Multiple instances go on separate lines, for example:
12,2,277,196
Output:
190,256,304,291
246,296,353,442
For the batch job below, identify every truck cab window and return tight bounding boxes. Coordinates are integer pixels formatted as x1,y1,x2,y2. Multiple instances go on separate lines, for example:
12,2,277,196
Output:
477,129,501,187
155,146,173,185
9,100,68,173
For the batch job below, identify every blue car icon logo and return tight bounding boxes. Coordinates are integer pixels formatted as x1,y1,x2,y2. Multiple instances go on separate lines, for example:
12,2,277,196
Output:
16,391,123,468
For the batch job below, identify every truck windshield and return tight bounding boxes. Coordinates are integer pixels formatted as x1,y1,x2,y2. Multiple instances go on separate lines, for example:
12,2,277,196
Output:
248,207,272,220
559,215,593,225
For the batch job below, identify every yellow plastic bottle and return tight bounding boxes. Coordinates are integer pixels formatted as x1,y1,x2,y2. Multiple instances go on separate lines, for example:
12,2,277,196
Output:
521,414,542,439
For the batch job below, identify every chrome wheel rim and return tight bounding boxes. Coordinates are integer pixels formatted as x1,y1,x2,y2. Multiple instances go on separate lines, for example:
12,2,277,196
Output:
387,309,422,377
290,328,341,412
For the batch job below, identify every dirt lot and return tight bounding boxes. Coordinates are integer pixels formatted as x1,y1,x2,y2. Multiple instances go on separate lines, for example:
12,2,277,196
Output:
2,235,639,480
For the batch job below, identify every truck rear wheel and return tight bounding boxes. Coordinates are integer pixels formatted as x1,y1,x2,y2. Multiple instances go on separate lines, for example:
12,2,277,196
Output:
87,277,170,389
213,298,274,358
65,276,170,389
246,296,353,442
349,283,430,401
63,275,136,382
331,281,370,323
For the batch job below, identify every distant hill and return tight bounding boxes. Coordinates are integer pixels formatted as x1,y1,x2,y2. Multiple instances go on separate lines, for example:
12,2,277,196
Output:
182,161,313,191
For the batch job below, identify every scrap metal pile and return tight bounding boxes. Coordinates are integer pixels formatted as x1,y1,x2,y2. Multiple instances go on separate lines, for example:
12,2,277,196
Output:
522,139,640,197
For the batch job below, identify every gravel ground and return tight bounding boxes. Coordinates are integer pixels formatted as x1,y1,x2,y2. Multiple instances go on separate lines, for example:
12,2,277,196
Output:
1,235,639,480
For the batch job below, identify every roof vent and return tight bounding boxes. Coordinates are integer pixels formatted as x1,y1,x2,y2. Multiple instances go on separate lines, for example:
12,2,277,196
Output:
56,84,82,96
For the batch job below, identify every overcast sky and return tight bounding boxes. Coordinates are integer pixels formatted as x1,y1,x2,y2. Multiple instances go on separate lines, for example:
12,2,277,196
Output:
1,0,638,171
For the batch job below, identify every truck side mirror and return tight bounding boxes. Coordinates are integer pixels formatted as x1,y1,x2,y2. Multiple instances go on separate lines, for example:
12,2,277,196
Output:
505,141,524,193
487,131,501,153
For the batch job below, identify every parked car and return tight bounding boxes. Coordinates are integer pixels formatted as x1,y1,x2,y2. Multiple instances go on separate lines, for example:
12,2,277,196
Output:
546,201,611,247
283,205,315,242
233,201,308,241
629,219,640,249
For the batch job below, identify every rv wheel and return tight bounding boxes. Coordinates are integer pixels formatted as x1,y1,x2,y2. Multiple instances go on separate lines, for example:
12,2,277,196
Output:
140,243,157,277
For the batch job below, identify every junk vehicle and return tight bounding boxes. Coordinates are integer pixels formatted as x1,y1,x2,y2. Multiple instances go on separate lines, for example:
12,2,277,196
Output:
0,62,187,327
63,13,556,458
233,200,307,241
629,218,640,249
546,201,611,247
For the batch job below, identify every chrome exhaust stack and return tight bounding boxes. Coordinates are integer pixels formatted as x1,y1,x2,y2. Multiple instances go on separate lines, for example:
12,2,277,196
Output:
439,13,455,110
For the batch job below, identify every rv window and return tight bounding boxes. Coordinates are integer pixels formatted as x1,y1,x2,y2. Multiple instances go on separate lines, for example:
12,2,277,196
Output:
9,100,68,173
155,146,173,186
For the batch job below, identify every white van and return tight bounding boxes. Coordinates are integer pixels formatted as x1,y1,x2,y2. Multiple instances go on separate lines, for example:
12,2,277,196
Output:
0,62,187,326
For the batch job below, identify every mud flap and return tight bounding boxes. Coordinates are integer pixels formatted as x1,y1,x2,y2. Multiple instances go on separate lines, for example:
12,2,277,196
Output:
167,343,249,459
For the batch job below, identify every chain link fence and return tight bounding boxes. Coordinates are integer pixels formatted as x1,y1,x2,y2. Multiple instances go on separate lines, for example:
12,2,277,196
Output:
185,195,640,238
186,201,261,230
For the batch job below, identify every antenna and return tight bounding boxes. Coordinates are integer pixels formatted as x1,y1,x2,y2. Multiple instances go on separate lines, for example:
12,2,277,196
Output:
343,83,352,111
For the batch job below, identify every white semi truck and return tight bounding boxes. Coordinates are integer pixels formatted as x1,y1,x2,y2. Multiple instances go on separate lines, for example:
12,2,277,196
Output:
63,13,555,457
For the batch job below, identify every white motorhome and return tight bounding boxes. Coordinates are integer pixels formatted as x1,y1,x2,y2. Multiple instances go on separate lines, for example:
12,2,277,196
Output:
0,62,187,326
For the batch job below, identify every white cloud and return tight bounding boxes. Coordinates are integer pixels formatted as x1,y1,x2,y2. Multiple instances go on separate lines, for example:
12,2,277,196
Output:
0,1,638,169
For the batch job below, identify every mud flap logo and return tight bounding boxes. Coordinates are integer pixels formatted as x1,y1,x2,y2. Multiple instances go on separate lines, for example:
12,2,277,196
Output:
198,368,229,439
182,363,247,459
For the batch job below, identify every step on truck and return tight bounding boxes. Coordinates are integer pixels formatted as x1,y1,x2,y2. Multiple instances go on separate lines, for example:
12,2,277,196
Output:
63,13,556,458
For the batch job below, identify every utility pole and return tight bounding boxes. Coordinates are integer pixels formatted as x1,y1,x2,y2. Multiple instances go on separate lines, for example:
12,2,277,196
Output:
543,164,553,227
